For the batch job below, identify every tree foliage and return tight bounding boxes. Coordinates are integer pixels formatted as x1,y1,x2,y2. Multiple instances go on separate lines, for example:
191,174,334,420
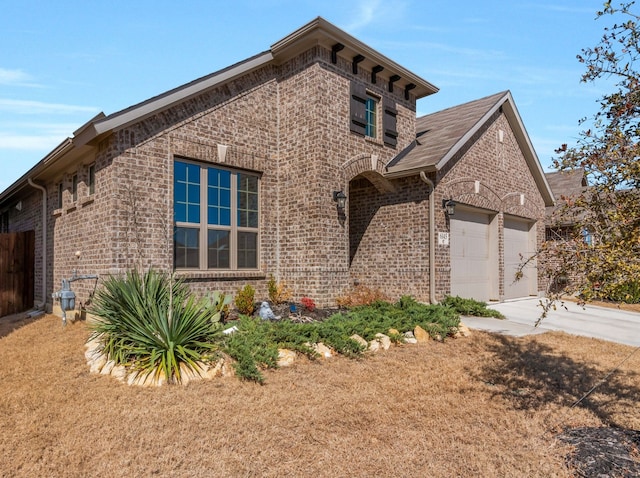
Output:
544,1,640,304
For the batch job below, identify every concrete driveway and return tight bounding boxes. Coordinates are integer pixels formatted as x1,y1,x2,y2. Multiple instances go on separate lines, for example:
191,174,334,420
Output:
461,298,640,347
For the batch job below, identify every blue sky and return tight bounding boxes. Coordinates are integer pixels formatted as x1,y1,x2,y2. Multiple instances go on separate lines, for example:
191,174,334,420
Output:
0,0,615,192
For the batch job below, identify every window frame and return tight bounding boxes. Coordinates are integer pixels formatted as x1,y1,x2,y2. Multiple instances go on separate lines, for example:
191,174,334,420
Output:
71,174,78,202
364,94,378,138
88,164,95,195
173,158,260,271
57,182,64,209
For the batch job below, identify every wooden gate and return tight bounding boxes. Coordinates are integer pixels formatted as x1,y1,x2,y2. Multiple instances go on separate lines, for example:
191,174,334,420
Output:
0,231,35,317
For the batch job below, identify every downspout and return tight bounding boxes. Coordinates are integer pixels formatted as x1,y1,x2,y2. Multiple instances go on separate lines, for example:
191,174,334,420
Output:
27,178,47,310
419,171,437,304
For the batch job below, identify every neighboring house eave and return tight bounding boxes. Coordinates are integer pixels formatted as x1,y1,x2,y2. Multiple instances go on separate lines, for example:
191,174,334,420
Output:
272,17,439,99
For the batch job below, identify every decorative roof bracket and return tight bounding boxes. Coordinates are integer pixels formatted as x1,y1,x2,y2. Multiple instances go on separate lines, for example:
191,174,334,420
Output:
389,74,401,92
331,43,344,64
352,54,365,74
371,65,384,84
405,83,416,100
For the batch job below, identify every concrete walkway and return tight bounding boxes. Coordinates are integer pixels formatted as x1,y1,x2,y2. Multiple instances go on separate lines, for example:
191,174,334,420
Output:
461,298,640,347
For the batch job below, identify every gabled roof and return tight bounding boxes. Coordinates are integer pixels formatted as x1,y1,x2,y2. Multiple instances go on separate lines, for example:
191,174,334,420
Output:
545,168,588,222
385,91,555,207
545,168,587,200
1,17,437,206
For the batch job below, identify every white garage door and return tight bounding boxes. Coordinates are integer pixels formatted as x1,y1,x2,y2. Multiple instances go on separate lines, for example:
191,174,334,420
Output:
450,209,492,302
503,217,535,300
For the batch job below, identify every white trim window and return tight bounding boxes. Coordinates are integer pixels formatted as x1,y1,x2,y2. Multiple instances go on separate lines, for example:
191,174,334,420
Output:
173,159,259,270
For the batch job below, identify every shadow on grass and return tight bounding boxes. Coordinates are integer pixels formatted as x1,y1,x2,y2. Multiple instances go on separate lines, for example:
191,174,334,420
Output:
0,311,44,339
475,334,640,428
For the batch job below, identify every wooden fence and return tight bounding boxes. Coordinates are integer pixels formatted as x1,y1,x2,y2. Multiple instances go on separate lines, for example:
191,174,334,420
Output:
0,231,35,317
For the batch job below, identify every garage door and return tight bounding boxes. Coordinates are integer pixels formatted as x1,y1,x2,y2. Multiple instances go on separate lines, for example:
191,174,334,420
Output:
503,217,535,300
450,209,492,302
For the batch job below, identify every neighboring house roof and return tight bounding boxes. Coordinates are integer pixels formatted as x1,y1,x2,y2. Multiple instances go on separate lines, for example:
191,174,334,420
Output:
545,169,587,201
545,168,588,225
385,90,555,207
0,17,438,207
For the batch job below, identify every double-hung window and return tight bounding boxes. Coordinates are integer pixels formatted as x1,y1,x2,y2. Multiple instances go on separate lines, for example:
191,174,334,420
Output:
174,159,259,270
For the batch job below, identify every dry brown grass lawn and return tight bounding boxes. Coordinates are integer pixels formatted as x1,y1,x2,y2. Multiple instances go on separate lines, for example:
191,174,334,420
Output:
1,314,639,477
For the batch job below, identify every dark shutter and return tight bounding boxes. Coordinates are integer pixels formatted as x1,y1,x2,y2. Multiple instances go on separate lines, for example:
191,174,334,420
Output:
350,82,366,136
383,98,398,147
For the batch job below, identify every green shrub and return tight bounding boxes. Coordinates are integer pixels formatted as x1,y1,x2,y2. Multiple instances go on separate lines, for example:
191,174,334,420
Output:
267,274,292,305
440,295,504,319
88,269,222,384
223,316,279,384
203,290,232,322
223,296,461,383
596,280,640,304
235,284,256,315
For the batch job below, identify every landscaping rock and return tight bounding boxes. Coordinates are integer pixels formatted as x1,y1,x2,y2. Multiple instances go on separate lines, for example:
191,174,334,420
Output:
403,331,418,344
458,322,472,337
201,359,223,379
368,339,380,353
127,371,140,386
111,364,127,382
179,362,204,385
414,325,430,343
134,371,155,388
85,338,101,352
277,349,297,367
313,342,334,359
85,347,102,364
100,359,116,376
220,357,235,377
388,328,400,336
375,333,391,350
89,353,107,374
350,334,368,348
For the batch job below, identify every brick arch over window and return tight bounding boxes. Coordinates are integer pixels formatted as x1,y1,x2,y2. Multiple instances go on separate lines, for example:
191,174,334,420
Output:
341,153,396,193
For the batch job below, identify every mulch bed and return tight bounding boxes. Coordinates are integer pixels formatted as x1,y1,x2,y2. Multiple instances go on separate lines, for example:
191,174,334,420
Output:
558,427,640,477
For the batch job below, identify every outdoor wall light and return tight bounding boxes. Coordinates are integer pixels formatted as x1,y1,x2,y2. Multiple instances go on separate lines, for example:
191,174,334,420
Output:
442,198,456,216
333,190,347,210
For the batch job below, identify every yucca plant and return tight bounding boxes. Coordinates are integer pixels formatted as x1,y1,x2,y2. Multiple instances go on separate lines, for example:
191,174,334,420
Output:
88,269,222,384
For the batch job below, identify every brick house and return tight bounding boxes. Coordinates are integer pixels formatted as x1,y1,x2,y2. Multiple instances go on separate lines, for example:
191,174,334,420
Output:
545,169,588,241
0,17,554,315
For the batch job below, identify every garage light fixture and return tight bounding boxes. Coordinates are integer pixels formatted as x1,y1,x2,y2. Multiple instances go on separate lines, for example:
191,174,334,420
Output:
333,190,347,211
442,198,456,216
